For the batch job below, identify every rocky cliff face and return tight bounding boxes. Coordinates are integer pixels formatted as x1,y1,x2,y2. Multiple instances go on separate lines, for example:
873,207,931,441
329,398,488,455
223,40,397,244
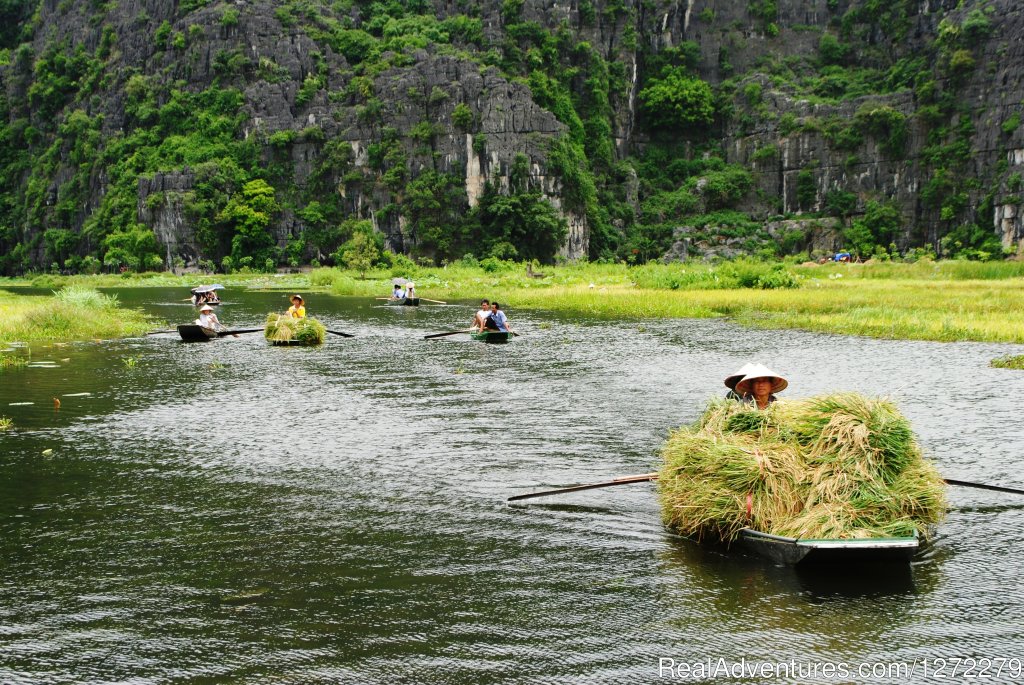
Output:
1,0,1021,272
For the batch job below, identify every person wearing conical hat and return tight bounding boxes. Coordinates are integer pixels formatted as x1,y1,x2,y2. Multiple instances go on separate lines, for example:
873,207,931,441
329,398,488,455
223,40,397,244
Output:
195,304,222,331
733,364,788,410
287,294,306,318
723,363,756,400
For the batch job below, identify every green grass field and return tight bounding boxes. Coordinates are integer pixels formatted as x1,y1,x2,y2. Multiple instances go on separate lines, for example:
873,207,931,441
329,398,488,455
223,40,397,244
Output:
0,286,155,343
3,260,1024,343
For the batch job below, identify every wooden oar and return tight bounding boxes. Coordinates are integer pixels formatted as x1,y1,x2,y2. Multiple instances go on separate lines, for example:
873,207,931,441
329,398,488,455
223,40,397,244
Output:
424,329,473,339
420,297,447,304
216,328,262,337
507,473,657,502
144,329,178,335
375,297,392,301
945,478,1024,496
507,472,1024,503
326,329,355,338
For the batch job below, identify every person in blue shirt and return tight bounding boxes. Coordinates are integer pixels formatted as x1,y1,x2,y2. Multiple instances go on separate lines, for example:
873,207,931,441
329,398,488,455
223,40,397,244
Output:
484,302,513,333
391,284,404,299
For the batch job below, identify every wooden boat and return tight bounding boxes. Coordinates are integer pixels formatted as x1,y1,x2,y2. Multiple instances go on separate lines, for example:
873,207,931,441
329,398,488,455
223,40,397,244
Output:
269,340,316,346
387,297,420,306
471,331,511,344
736,528,919,565
177,324,218,342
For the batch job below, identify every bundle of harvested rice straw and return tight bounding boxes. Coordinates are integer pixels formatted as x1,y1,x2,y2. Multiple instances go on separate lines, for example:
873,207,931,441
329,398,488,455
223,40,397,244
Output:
658,393,946,542
264,313,326,345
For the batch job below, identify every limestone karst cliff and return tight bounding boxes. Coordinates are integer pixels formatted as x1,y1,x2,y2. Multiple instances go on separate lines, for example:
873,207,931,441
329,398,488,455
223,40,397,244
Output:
0,0,1020,273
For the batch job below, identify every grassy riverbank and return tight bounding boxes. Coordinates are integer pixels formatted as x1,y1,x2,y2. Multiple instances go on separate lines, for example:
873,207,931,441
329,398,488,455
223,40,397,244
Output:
0,286,155,343
312,261,1024,343
3,260,1024,343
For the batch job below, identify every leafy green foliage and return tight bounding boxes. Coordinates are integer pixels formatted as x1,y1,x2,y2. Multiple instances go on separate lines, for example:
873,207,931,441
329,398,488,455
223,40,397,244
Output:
639,68,715,130
843,201,903,257
340,230,380,278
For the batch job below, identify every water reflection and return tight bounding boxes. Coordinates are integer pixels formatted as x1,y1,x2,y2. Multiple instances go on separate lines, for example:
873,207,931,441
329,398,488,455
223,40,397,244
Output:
1,286,1023,683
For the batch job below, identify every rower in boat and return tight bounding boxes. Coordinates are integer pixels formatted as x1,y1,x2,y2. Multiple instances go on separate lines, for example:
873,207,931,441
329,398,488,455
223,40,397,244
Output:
483,302,513,334
404,282,416,299
287,294,306,318
196,304,223,331
190,284,223,306
732,364,788,410
472,299,490,332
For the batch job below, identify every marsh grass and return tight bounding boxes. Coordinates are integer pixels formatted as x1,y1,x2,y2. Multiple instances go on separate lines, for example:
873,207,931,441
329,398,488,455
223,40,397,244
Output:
5,261,1024,343
0,287,154,342
658,394,946,542
1,354,27,369
264,313,326,345
990,355,1024,370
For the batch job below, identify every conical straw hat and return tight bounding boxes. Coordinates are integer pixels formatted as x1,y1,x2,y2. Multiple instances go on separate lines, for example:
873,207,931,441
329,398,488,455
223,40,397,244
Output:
724,363,756,391
734,364,788,395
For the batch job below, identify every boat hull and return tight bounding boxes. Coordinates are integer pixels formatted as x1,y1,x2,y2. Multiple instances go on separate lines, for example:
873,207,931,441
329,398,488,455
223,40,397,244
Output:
736,528,919,565
387,297,420,306
269,339,319,346
177,324,218,342
471,331,511,344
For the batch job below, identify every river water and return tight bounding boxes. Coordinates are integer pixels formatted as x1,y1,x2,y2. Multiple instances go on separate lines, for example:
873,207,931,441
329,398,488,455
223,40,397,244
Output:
1,287,1023,684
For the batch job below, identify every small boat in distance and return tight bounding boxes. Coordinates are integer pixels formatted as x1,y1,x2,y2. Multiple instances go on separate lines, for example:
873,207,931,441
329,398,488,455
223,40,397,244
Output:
191,284,224,306
177,324,218,342
736,528,920,565
471,331,511,344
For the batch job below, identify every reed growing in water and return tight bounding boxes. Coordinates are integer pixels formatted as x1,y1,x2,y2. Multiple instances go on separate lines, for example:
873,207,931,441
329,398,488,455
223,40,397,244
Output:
658,394,947,542
990,355,1024,370
264,313,326,345
0,286,153,342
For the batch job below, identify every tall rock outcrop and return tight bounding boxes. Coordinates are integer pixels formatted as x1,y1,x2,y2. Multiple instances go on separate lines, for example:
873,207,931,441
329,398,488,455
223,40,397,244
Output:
0,0,1021,273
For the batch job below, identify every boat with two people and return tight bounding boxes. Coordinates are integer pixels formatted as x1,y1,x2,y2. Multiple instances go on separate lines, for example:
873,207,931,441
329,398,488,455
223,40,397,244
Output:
385,278,420,306
190,284,224,306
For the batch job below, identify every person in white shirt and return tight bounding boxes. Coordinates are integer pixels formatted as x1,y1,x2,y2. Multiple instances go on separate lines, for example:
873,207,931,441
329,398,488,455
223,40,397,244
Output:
195,304,222,330
472,299,490,331
404,282,416,299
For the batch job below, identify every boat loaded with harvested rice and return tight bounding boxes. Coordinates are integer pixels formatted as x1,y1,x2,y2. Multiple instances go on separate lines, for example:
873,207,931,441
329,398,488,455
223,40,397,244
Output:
658,393,946,565
264,313,326,346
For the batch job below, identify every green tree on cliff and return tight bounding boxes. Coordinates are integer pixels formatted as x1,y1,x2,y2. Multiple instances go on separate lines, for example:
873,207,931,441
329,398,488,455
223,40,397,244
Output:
639,68,715,130
218,179,279,266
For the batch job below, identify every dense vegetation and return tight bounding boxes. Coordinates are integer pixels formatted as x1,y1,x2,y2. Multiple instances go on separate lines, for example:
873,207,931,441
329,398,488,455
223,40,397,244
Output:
0,0,1017,275
0,285,154,341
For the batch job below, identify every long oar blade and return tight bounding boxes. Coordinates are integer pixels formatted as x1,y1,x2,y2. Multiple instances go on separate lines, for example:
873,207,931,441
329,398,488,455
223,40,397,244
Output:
424,329,472,340
326,329,355,338
420,298,447,304
945,478,1024,496
507,473,657,502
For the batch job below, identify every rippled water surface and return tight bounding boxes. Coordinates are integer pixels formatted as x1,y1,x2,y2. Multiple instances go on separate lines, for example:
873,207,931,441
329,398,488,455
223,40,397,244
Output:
2,288,1024,683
